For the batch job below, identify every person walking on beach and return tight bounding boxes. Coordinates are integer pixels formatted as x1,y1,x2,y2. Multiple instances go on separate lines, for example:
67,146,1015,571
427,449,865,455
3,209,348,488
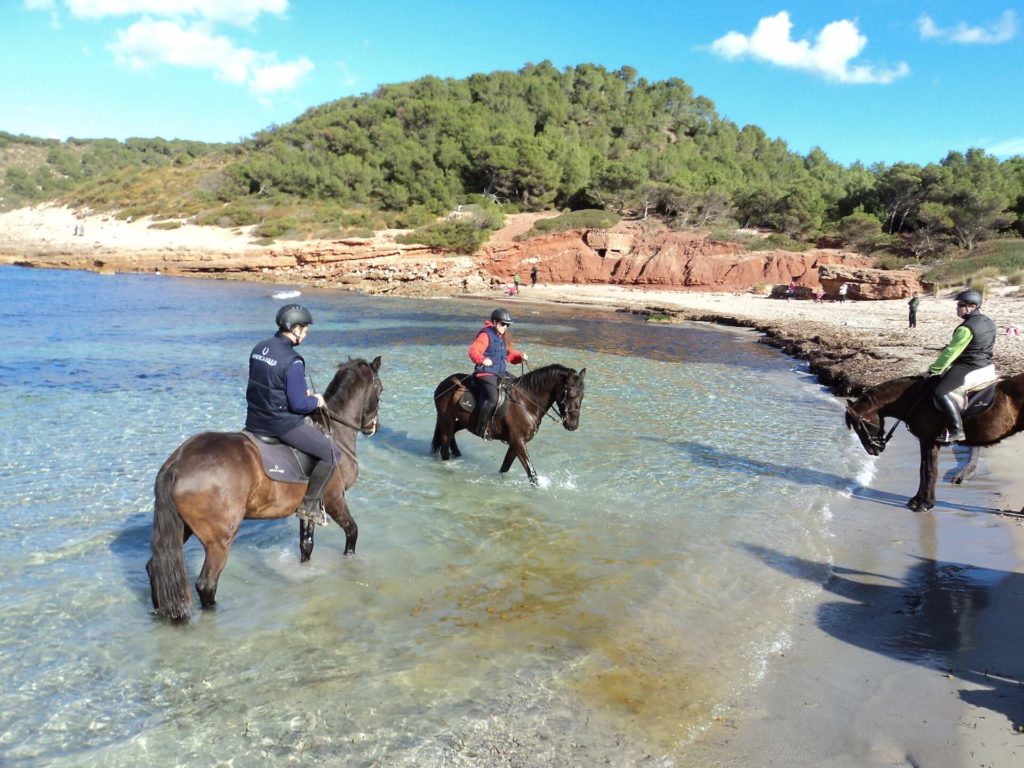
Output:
245,304,335,525
928,290,997,444
838,282,848,303
513,273,521,294
908,292,920,328
468,308,527,440
530,264,538,287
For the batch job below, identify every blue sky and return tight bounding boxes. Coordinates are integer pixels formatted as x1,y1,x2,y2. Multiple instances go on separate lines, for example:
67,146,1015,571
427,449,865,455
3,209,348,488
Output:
4,1,1022,167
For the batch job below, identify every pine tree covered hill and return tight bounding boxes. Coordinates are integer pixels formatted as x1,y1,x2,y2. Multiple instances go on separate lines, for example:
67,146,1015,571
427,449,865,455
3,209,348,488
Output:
2,62,1023,259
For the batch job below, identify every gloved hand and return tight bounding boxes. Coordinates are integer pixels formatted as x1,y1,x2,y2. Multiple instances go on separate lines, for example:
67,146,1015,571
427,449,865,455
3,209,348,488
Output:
483,357,492,366
521,354,528,362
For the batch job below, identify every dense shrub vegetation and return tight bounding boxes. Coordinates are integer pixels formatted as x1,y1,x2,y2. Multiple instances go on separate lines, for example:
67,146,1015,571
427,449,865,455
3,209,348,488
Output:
2,62,1023,258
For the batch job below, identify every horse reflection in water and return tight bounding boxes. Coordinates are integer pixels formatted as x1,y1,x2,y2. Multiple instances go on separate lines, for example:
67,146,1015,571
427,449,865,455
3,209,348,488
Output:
147,357,382,622
432,363,586,484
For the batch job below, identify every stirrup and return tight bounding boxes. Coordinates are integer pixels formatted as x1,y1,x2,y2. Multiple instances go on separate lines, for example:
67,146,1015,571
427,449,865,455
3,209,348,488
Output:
296,499,328,526
937,430,965,445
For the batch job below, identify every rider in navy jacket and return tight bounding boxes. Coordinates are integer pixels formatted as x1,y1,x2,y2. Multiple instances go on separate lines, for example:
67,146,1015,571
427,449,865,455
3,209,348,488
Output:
467,308,527,439
246,304,334,525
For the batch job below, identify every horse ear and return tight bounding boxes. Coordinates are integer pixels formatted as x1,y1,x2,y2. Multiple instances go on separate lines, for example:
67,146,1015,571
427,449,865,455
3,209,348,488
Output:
371,356,382,372
577,368,586,381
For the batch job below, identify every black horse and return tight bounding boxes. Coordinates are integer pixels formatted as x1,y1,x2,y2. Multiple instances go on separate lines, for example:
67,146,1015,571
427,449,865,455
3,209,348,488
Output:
845,374,1024,511
431,364,586,484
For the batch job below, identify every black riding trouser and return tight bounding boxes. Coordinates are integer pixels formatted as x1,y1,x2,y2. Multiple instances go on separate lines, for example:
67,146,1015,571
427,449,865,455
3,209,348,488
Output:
474,374,500,435
279,418,337,502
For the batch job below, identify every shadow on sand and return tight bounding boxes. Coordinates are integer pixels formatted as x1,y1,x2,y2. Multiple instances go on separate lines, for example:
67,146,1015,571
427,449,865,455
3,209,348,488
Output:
742,543,1024,730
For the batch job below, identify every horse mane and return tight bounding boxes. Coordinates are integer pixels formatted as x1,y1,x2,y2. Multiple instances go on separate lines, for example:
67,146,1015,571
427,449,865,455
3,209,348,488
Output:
857,375,925,412
323,358,372,402
517,363,573,394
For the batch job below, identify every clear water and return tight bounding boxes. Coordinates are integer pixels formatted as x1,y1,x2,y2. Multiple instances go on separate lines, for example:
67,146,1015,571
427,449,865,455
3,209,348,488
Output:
0,267,873,766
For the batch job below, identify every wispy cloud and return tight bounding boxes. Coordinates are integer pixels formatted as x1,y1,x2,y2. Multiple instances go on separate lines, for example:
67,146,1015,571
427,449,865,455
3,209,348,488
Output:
24,0,311,94
63,0,288,27
917,10,1017,44
987,136,1024,158
710,11,909,84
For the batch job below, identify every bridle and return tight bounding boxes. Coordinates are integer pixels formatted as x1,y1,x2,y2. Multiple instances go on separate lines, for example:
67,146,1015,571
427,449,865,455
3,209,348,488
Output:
316,372,382,458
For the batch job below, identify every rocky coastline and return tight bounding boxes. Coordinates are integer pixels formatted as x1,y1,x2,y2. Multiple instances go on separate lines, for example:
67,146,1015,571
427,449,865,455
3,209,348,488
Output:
5,204,1023,396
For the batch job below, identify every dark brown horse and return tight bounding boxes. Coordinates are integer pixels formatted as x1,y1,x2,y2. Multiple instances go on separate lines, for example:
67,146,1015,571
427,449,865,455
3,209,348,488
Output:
845,373,1024,511
147,356,382,621
431,364,586,484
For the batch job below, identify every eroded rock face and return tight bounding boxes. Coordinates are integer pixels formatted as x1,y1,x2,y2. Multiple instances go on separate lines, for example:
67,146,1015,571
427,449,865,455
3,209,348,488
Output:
481,221,874,292
818,265,930,300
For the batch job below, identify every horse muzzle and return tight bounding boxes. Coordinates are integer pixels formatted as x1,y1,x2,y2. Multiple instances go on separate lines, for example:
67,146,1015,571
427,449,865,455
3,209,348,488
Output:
362,417,379,437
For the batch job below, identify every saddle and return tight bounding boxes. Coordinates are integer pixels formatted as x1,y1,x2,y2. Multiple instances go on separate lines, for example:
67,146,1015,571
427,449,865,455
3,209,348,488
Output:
458,377,511,421
242,430,315,484
921,377,999,419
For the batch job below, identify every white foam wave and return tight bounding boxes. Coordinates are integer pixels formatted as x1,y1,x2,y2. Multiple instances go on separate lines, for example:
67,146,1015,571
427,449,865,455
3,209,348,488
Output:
271,290,301,299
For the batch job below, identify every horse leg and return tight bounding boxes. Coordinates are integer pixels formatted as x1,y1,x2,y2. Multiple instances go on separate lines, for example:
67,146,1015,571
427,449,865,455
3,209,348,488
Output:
299,519,315,563
499,446,516,473
196,540,231,609
908,440,940,511
509,440,538,485
951,446,980,484
326,491,358,555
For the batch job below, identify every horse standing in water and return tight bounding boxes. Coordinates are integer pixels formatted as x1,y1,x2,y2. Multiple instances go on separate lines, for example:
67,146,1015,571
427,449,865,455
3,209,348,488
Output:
845,373,1024,511
147,357,382,622
431,363,586,484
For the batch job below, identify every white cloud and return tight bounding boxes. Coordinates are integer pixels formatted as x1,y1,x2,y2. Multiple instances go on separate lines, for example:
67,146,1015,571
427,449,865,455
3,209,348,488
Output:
710,11,909,84
917,11,1017,44
988,136,1024,158
110,19,312,93
25,0,310,96
65,0,288,27
250,58,314,95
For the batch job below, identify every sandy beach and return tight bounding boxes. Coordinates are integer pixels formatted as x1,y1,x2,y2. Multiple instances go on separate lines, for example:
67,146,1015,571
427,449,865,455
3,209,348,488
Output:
3,205,1024,764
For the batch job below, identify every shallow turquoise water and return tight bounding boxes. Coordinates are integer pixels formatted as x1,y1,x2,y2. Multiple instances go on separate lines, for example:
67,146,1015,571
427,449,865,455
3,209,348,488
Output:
0,267,872,765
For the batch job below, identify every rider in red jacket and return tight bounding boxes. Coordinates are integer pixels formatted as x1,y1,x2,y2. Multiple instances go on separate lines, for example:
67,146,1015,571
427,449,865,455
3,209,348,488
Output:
468,308,527,438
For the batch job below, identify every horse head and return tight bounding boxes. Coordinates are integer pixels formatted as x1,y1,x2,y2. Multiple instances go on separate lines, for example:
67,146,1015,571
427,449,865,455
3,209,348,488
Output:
557,367,586,431
358,356,383,436
845,398,886,456
324,356,383,436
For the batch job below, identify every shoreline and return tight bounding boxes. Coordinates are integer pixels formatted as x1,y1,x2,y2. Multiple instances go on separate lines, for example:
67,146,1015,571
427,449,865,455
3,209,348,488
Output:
4,209,1024,763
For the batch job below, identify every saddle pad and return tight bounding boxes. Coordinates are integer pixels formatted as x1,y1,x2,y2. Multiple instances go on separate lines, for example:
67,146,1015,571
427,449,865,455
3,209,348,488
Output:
241,431,313,484
459,379,510,418
963,381,998,419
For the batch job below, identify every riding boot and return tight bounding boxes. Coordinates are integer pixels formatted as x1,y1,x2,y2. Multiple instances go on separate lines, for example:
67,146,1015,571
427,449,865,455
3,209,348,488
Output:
297,460,334,525
474,404,495,440
935,393,966,444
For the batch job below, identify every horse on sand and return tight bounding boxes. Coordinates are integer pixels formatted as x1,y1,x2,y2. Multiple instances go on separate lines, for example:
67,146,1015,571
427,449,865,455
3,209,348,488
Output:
845,373,1024,511
431,363,586,484
147,357,382,622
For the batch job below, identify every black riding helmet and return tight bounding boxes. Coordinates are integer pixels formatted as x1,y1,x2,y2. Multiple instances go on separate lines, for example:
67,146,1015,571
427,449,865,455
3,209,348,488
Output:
276,304,313,330
956,289,983,308
490,308,513,325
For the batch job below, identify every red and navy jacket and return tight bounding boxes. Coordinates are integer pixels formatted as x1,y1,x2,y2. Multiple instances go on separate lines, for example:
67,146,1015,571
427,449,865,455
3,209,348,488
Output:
468,321,524,377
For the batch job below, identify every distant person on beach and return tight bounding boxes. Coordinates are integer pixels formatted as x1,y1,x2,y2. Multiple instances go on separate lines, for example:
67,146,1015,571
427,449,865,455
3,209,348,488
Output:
908,292,920,328
838,283,848,303
927,290,996,444
73,217,85,236
530,265,538,286
814,287,824,303
468,308,527,440
513,273,521,294
786,280,797,300
245,304,334,525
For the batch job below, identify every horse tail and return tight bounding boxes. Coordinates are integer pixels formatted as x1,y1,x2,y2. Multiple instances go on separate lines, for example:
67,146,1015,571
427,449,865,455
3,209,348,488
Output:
148,463,192,622
431,418,444,454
